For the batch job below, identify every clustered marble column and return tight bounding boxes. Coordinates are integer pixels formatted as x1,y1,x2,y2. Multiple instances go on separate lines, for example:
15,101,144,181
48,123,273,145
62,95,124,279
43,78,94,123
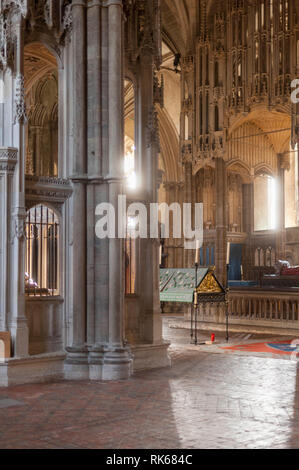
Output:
64,0,89,378
9,11,29,357
0,7,29,358
135,41,162,346
65,0,132,381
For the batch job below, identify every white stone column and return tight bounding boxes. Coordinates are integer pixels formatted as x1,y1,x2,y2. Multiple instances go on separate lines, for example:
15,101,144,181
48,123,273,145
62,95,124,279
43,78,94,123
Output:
86,0,103,374
0,148,17,333
129,34,170,370
102,0,132,380
65,0,89,379
9,11,29,357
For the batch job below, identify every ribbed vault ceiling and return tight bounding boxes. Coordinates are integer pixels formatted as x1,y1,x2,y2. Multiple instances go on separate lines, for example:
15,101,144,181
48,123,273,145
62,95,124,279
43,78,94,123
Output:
161,0,198,55
24,43,57,92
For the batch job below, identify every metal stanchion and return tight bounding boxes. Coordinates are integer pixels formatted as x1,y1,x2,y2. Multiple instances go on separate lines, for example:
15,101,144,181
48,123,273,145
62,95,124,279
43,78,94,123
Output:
193,262,199,345
226,263,229,342
195,263,198,345
190,303,194,341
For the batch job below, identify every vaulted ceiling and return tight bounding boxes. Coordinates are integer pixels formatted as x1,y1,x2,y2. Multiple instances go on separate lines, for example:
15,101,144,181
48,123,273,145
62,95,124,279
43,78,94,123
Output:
230,109,291,155
24,43,57,93
161,0,198,55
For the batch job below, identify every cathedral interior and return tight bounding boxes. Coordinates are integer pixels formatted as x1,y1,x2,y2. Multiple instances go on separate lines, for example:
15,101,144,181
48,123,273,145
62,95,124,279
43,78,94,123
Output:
0,0,299,450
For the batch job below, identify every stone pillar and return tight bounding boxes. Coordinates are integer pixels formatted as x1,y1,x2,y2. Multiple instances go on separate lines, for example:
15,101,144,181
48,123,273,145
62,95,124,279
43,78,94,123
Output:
215,157,227,286
184,161,193,268
9,11,29,357
102,0,132,380
0,148,17,333
276,153,289,260
86,0,103,362
133,27,169,362
65,0,89,379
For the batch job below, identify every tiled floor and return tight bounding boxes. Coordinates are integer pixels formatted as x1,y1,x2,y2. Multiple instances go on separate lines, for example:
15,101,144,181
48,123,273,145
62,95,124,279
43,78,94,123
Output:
0,318,298,449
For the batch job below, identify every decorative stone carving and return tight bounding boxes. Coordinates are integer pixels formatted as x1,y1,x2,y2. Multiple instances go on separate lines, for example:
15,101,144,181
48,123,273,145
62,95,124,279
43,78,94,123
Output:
146,106,160,149
278,153,291,172
11,212,26,244
14,215,25,240
0,13,14,70
124,0,161,68
0,147,18,160
0,0,29,18
0,147,18,172
213,86,224,102
181,56,194,73
182,98,192,114
153,72,164,107
62,2,72,33
14,73,27,124
25,175,73,208
181,143,192,164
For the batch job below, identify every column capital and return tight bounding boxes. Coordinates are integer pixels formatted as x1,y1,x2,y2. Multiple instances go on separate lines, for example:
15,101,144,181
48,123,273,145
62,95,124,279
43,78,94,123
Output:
0,1,29,18
163,181,183,191
278,152,290,171
0,146,18,160
0,147,18,173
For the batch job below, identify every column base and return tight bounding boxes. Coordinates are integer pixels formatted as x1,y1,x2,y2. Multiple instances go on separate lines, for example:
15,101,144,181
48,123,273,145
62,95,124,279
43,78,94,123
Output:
102,348,133,381
88,345,104,381
65,345,133,381
64,345,89,380
131,341,171,372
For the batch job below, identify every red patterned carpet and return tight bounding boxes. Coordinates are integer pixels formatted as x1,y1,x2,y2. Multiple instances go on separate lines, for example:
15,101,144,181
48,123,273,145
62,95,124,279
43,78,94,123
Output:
221,339,299,357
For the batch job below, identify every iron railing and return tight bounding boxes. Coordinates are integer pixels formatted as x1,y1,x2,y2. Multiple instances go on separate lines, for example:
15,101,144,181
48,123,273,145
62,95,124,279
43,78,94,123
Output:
25,204,59,297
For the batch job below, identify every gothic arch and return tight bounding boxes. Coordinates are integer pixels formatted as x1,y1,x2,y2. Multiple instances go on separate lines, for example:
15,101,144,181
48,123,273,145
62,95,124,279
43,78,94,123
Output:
254,163,275,178
226,159,252,183
161,0,195,55
228,107,291,156
24,42,58,93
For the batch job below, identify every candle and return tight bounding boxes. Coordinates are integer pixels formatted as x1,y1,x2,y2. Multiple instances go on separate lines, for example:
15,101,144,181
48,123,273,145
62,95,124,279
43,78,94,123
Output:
195,240,200,265
240,264,243,280
159,245,162,266
194,292,198,305
226,242,230,265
